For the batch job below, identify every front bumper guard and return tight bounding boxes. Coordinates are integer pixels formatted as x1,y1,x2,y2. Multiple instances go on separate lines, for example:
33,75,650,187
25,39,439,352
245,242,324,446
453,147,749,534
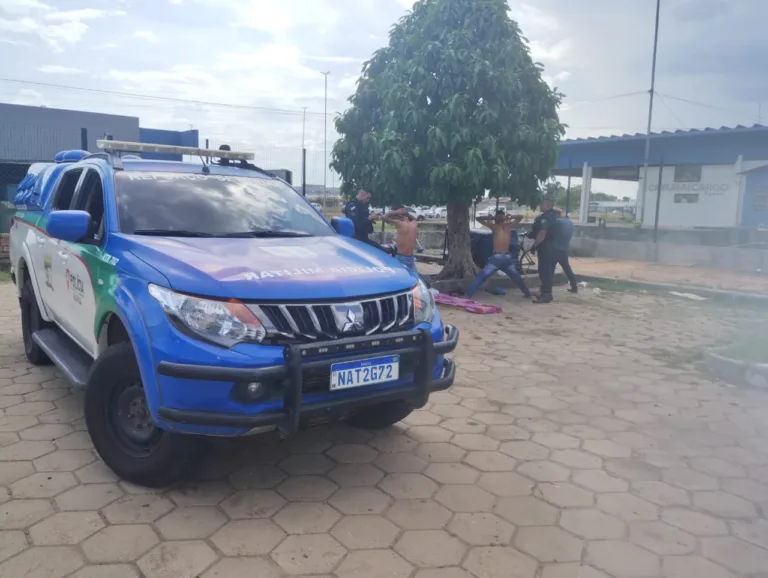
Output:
156,325,459,435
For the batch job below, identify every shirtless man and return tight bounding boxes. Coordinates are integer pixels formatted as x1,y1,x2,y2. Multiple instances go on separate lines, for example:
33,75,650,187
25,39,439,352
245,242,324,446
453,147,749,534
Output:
381,205,419,270
466,209,532,299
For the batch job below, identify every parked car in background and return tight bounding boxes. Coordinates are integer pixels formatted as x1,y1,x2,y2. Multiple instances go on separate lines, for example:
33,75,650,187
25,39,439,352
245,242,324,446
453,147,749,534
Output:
311,201,324,214
427,206,447,219
407,206,427,221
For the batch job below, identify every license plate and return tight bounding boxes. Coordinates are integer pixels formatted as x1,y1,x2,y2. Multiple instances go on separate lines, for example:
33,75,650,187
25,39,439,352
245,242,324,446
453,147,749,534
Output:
330,355,400,391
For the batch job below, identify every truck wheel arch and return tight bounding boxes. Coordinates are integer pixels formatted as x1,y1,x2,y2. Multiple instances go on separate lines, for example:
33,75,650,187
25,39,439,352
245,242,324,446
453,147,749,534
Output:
98,313,131,352
16,257,51,322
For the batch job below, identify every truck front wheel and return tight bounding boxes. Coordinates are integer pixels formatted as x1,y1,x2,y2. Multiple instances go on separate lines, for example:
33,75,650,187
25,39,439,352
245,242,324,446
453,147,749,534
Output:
346,400,413,430
85,342,202,487
20,276,52,365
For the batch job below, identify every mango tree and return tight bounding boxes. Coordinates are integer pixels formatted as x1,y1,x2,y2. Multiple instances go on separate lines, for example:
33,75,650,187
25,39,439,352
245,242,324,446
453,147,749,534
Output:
331,0,564,279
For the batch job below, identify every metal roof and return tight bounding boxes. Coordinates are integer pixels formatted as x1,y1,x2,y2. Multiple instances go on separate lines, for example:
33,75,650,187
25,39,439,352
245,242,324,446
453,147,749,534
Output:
561,123,768,145
555,123,768,177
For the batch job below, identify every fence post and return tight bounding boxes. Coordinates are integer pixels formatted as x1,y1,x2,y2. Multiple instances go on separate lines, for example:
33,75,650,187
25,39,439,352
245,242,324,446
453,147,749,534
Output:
81,128,88,151
301,148,307,196
652,156,664,243
565,159,572,216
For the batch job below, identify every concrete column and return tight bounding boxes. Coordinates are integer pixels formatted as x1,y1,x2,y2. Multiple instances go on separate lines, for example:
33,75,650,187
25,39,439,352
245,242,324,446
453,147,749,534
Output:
579,163,592,224
735,155,744,227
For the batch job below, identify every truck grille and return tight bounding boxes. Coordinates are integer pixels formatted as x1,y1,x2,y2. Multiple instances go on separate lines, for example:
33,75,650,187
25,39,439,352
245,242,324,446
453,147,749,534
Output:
251,290,415,343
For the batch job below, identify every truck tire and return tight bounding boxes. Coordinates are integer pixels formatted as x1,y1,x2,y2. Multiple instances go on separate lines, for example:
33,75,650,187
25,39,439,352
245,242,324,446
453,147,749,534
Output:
21,276,52,365
85,342,202,487
346,400,413,430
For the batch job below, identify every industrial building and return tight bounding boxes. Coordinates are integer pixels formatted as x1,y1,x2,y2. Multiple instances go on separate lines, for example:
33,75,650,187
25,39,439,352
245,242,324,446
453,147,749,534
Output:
554,124,768,229
0,103,199,203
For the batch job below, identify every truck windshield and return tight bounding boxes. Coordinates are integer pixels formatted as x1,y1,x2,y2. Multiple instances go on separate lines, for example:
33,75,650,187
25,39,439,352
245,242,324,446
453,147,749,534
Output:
114,172,334,237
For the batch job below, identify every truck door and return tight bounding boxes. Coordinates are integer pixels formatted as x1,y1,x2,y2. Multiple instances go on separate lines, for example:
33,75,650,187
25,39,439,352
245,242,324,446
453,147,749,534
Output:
55,168,109,357
39,167,85,326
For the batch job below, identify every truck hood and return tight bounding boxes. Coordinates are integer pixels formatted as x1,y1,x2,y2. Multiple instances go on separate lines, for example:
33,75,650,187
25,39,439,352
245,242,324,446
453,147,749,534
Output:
122,234,419,300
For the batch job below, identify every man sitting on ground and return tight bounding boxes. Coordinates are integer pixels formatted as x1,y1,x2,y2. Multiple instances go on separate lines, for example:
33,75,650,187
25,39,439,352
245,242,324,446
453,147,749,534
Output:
554,208,578,293
381,205,419,270
466,209,532,299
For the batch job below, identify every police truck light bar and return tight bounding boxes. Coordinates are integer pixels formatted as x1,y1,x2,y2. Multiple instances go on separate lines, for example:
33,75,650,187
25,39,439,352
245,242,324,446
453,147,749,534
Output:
96,140,255,161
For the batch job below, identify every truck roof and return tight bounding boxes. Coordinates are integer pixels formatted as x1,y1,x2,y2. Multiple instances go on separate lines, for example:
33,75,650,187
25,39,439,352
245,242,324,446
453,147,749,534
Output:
115,158,276,179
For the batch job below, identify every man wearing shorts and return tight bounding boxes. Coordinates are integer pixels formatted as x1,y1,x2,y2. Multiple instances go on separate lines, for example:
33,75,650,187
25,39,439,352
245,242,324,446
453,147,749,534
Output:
466,209,532,299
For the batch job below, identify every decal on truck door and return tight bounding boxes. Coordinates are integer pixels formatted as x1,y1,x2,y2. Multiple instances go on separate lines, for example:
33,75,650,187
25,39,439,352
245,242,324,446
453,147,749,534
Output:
65,268,85,305
43,254,53,290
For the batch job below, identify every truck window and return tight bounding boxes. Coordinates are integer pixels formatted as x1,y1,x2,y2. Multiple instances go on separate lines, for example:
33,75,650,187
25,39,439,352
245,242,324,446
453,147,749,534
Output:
114,172,335,237
73,169,105,242
51,168,84,210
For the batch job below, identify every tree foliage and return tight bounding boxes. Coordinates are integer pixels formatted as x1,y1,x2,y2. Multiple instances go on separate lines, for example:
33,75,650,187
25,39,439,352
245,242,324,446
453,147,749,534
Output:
331,0,566,277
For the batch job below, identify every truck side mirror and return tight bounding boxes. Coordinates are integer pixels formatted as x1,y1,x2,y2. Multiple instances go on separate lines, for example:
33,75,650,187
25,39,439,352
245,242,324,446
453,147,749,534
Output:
47,210,93,243
331,217,355,238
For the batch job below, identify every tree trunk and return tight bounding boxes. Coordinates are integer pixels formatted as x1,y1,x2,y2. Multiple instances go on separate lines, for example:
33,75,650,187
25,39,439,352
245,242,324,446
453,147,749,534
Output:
437,202,479,280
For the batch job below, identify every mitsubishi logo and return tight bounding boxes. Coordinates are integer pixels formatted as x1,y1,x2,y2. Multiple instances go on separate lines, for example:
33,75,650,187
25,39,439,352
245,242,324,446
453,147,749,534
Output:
332,303,365,334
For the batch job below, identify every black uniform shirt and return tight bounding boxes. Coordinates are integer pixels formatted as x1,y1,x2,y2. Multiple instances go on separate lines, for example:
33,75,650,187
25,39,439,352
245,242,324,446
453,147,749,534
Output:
344,199,374,236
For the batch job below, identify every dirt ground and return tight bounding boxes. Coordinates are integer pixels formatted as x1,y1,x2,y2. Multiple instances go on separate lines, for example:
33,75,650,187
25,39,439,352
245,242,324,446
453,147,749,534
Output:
570,258,768,295
1,282,768,577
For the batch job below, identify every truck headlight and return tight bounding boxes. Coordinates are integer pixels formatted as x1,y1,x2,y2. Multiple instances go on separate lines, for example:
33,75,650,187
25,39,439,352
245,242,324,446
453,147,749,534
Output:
412,279,435,325
149,284,266,347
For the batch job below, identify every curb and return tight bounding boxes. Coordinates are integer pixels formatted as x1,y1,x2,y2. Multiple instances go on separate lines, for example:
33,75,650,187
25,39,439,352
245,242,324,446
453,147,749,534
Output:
576,275,768,307
706,350,768,388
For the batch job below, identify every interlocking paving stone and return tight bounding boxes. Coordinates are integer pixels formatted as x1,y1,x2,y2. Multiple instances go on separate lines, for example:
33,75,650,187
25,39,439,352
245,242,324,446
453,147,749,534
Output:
1,284,768,577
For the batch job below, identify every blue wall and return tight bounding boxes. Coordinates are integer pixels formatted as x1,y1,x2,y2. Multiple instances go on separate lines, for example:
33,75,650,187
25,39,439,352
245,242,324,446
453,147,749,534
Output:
138,128,199,161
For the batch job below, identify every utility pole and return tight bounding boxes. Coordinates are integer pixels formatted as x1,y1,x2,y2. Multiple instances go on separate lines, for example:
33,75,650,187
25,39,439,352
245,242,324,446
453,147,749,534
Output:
321,71,330,207
638,0,662,226
301,107,307,150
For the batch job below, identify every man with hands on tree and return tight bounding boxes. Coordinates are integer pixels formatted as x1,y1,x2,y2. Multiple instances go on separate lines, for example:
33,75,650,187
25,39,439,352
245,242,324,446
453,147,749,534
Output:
466,209,532,299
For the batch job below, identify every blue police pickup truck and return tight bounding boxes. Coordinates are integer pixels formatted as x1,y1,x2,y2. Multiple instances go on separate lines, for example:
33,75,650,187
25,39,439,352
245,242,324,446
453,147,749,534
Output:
9,140,458,487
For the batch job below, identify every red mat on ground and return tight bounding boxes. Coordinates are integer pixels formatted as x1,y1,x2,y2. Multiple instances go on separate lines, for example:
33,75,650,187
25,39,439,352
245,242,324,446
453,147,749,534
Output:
434,293,502,314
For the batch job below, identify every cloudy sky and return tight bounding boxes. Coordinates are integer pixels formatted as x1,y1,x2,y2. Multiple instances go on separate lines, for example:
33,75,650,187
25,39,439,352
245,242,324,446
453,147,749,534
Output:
1,0,765,196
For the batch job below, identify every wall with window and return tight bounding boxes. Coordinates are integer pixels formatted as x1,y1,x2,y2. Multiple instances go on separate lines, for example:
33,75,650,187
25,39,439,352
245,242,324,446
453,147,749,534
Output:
637,162,744,228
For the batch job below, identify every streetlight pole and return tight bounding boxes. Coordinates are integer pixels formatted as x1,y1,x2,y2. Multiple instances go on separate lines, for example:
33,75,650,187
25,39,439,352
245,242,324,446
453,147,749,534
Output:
301,106,308,197
638,0,662,226
321,71,330,205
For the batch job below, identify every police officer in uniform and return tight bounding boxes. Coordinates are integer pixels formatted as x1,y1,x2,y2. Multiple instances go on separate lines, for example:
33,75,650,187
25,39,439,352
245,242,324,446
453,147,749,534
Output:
530,196,559,303
344,189,387,252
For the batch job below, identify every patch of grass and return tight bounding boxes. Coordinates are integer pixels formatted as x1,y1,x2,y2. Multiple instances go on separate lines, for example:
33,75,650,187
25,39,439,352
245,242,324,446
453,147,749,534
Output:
713,325,768,364
0,269,10,284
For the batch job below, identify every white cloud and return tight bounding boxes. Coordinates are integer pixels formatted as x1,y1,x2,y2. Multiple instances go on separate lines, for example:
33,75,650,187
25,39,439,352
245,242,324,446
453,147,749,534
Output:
509,3,562,33
2,0,50,16
133,30,158,42
543,70,571,87
0,4,125,51
304,55,364,64
12,88,48,107
338,74,359,91
199,0,341,36
529,39,570,62
45,9,121,21
37,65,84,74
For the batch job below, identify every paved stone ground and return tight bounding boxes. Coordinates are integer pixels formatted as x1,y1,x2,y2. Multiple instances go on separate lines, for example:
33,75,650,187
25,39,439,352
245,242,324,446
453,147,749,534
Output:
2,282,768,578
